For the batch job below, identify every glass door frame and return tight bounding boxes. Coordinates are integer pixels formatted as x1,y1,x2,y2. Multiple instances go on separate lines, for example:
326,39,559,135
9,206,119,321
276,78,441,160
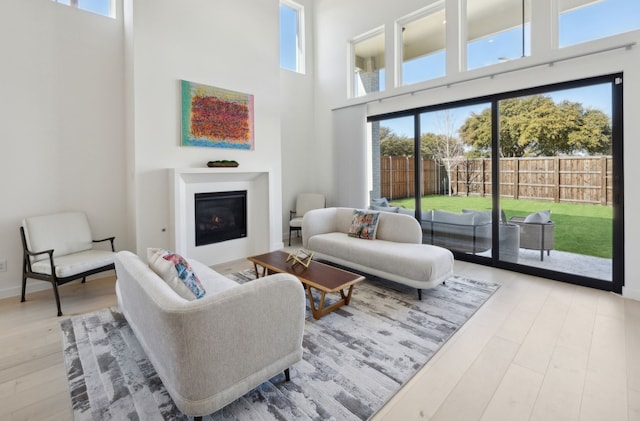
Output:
368,73,624,293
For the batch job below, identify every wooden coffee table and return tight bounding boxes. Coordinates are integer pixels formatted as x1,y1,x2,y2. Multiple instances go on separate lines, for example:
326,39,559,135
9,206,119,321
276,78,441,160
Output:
248,251,365,320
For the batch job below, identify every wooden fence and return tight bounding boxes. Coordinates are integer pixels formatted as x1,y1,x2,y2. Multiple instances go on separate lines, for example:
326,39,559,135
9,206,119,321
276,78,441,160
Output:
379,155,614,206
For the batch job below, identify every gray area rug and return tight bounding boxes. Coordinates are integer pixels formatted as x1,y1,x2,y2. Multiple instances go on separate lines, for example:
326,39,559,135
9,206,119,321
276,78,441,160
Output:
60,270,499,420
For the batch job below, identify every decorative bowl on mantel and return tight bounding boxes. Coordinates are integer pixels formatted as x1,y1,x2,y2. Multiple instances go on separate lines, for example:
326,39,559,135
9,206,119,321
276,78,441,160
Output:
207,160,239,168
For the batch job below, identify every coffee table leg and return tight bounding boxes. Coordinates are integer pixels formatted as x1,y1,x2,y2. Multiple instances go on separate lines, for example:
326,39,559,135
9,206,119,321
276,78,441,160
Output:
340,285,355,305
306,284,356,320
252,262,268,278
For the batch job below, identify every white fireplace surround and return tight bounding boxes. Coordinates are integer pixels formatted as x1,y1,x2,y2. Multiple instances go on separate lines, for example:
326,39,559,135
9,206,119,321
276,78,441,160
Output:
171,168,271,266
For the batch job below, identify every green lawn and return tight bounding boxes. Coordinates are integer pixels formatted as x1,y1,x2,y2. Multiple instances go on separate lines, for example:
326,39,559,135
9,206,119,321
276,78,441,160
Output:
390,195,613,258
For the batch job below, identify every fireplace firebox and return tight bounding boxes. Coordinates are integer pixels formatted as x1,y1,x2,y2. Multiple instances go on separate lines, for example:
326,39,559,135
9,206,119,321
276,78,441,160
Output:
194,190,247,246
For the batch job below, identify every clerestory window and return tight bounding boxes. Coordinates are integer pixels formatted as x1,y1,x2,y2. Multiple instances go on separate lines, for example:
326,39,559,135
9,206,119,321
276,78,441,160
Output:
558,0,640,48
398,3,446,86
466,0,531,70
51,0,115,18
280,0,305,74
351,29,386,98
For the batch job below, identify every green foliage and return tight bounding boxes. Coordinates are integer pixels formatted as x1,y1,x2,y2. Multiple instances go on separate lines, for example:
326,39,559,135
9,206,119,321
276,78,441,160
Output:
458,95,612,157
380,127,434,158
391,195,612,258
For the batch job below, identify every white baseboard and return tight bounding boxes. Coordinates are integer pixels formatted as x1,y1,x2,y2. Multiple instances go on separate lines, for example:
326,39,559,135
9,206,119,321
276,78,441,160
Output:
0,272,115,300
623,286,640,301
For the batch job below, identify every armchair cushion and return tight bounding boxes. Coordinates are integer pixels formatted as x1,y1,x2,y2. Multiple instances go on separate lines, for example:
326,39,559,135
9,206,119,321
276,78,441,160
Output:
30,249,116,278
524,210,551,223
22,212,93,263
147,248,206,300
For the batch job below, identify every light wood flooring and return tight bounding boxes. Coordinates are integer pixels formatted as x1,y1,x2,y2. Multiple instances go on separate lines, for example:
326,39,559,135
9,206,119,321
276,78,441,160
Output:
1,254,639,420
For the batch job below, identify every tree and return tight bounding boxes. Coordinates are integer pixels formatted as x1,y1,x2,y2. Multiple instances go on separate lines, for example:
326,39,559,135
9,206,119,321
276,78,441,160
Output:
380,126,432,158
422,110,466,196
459,95,612,157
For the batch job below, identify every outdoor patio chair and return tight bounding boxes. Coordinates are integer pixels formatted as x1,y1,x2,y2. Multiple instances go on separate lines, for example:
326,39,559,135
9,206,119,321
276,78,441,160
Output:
509,210,555,261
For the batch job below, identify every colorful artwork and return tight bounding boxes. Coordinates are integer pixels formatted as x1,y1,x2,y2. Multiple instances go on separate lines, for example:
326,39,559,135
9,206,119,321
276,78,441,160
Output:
181,80,254,149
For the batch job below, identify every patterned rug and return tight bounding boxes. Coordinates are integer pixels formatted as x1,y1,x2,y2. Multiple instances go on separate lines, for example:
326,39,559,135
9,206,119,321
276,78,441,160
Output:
60,270,499,420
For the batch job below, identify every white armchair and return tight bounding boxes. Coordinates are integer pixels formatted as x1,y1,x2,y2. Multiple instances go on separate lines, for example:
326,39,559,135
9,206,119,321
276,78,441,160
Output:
289,193,325,245
20,211,116,316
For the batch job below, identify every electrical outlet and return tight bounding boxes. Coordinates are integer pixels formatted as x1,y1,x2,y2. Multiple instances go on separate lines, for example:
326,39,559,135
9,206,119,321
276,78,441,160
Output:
0,259,6,272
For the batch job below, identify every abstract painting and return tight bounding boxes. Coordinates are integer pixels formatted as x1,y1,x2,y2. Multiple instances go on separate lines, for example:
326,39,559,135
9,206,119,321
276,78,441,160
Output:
181,80,254,149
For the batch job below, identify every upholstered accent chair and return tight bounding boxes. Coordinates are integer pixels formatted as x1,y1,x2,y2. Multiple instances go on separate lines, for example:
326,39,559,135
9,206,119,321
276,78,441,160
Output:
288,193,325,245
20,211,116,316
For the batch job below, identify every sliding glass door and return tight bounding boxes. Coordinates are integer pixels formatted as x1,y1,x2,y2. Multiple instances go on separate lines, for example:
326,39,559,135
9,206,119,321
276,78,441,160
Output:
493,80,621,288
368,74,623,292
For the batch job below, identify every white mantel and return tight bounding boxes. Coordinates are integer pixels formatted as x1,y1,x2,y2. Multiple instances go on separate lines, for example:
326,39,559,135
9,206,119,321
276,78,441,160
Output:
171,168,277,266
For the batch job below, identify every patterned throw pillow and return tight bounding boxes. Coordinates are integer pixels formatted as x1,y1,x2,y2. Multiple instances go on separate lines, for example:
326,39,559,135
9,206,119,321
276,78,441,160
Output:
147,248,206,300
348,210,380,240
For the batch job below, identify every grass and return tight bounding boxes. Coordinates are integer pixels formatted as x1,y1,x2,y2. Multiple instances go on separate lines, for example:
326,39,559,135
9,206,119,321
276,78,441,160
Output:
390,195,613,258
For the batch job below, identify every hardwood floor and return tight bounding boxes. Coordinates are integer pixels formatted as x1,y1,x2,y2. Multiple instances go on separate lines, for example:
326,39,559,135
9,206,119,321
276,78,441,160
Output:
1,257,639,420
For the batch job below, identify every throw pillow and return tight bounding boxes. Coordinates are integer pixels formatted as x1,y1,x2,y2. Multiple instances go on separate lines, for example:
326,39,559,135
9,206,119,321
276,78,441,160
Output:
524,210,551,224
147,248,206,300
370,205,400,213
348,210,380,240
370,197,390,207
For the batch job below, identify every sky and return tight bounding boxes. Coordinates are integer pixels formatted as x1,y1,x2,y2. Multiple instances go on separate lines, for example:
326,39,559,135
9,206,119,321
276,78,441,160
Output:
56,0,113,17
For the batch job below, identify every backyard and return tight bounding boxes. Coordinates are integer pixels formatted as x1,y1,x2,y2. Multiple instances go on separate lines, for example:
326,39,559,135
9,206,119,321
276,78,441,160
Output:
390,195,613,258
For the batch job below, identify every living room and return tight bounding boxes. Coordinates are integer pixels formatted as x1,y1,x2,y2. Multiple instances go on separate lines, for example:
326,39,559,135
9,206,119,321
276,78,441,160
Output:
1,0,640,419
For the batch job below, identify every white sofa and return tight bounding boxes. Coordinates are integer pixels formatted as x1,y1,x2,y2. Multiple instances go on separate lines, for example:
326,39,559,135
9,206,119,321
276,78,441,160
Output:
302,207,454,299
114,250,306,419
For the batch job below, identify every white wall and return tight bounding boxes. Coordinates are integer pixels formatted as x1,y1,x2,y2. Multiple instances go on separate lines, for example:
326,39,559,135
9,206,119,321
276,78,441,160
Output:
311,0,640,299
0,0,127,299
127,0,285,263
280,0,323,237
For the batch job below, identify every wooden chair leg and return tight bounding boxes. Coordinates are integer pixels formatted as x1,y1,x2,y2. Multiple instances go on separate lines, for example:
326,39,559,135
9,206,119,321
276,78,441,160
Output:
51,282,63,317
21,275,27,302
417,289,422,300
81,276,86,283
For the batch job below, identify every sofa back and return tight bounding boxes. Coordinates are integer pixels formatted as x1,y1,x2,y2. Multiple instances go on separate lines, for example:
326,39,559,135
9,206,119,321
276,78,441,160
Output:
22,212,93,262
304,207,422,245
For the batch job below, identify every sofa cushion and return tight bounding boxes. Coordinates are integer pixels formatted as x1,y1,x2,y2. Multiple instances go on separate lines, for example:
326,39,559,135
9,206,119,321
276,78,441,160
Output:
308,232,453,284
524,210,551,223
147,248,206,300
462,209,491,224
433,210,475,225
347,210,380,240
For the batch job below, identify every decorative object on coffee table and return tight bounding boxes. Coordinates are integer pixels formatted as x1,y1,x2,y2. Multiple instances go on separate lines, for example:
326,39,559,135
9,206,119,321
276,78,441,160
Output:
206,160,239,168
286,248,314,268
